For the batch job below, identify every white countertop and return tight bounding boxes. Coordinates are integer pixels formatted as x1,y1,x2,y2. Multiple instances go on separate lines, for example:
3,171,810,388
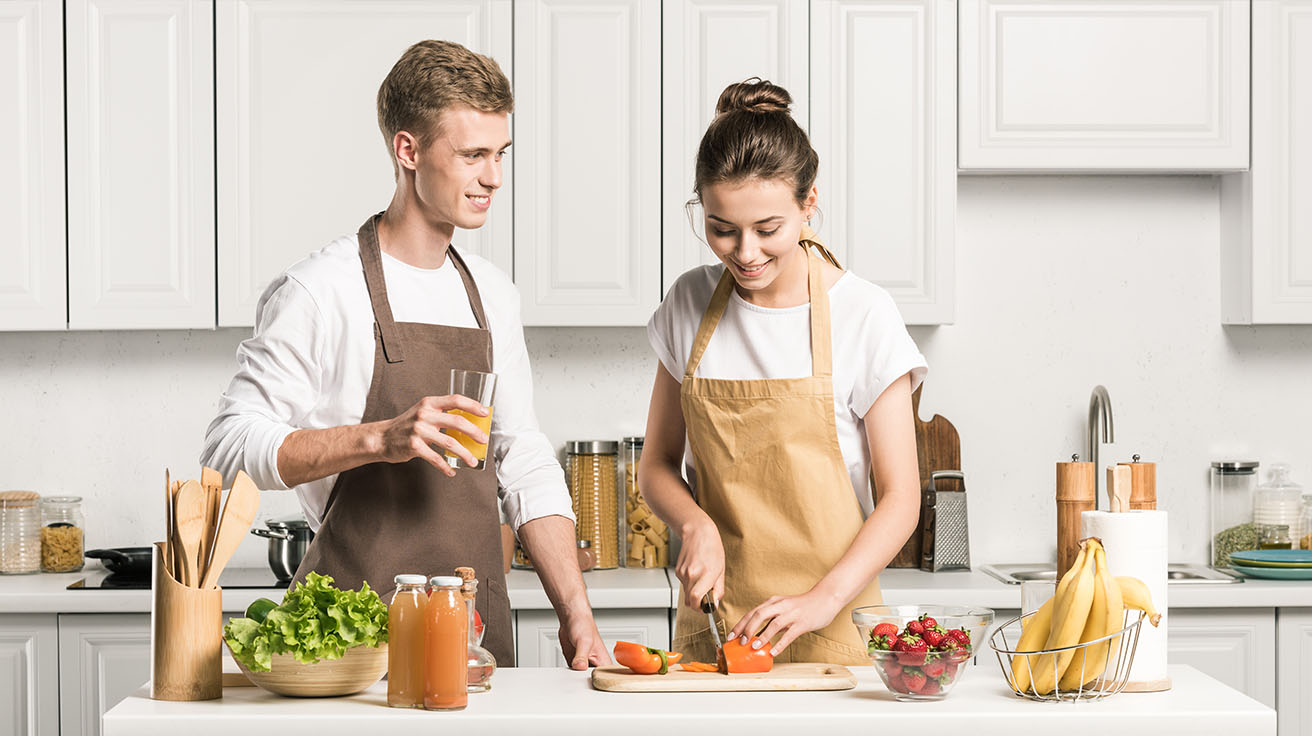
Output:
103,665,1272,735
5,564,1312,614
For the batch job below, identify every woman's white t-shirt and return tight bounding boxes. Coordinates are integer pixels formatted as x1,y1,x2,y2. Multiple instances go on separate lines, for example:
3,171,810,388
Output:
647,264,928,517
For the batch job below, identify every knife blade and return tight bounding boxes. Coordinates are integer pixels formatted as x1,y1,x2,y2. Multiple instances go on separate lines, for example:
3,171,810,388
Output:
700,592,724,650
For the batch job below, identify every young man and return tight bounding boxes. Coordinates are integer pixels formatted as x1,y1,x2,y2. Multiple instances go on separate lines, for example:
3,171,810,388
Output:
201,40,609,669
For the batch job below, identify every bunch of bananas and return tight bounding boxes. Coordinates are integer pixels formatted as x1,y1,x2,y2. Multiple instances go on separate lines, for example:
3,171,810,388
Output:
1011,537,1162,694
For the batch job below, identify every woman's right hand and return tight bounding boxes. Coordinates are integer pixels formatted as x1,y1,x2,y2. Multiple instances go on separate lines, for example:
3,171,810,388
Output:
376,394,489,476
676,517,726,610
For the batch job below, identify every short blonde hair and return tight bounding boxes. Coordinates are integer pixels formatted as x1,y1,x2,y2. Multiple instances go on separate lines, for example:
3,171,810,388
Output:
376,40,513,177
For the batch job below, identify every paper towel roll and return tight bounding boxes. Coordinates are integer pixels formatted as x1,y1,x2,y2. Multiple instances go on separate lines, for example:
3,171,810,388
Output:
1082,510,1170,691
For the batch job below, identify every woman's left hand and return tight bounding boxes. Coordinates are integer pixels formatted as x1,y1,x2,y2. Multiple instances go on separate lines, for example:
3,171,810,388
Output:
728,589,845,657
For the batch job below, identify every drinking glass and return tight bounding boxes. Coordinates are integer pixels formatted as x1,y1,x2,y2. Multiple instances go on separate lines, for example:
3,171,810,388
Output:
1021,581,1056,618
444,369,497,470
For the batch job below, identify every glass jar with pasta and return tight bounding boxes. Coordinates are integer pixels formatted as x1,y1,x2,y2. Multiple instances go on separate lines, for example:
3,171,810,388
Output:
40,496,84,573
566,441,620,569
620,437,668,568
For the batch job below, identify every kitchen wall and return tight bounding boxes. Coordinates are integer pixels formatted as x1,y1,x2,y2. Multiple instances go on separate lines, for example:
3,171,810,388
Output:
2,175,1311,570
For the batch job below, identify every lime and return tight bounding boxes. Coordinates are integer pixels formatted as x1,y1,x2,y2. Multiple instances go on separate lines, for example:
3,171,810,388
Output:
245,597,279,623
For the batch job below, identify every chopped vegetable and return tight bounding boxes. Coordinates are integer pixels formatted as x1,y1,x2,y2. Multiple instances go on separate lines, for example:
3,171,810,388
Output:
613,641,682,675
679,661,719,672
717,637,774,674
223,572,388,672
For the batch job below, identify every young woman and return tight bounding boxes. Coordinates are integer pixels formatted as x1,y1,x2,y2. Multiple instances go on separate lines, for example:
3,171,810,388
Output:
639,79,927,665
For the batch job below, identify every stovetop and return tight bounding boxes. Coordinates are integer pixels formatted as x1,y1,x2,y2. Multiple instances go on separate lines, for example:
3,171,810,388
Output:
67,566,289,590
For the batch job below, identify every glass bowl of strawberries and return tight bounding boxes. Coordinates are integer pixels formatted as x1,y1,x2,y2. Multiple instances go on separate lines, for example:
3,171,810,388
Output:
853,605,994,701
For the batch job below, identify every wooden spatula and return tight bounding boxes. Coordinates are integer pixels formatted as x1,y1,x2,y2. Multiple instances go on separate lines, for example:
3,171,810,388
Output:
198,467,222,583
199,470,260,590
174,480,207,588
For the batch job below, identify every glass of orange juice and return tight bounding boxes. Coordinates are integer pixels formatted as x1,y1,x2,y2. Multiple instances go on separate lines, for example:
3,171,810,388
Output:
444,369,497,470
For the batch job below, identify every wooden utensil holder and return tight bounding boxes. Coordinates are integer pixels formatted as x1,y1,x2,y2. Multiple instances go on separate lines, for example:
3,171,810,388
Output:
151,542,221,701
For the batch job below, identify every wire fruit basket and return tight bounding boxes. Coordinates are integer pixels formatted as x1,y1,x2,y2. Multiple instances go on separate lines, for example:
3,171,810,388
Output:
989,609,1147,702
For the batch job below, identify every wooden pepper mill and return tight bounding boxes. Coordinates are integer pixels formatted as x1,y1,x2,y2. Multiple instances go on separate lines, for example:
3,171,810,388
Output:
1056,455,1095,580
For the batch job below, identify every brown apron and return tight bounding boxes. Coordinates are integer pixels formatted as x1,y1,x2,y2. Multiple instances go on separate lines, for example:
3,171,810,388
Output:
671,239,882,666
292,213,514,666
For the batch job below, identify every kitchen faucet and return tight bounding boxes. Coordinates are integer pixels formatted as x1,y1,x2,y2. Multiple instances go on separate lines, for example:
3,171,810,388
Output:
1087,385,1114,510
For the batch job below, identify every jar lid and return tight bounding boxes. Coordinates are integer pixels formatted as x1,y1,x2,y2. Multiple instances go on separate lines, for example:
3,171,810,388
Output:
429,575,462,588
567,440,618,454
577,539,592,548
1212,461,1259,473
40,495,81,505
0,491,40,508
622,436,645,447
266,517,311,530
394,574,427,586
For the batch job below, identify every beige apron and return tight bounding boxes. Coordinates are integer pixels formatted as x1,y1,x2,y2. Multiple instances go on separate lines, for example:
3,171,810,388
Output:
671,239,881,666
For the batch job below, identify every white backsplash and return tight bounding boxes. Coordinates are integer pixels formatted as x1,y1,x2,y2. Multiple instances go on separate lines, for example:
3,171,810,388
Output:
2,176,1310,572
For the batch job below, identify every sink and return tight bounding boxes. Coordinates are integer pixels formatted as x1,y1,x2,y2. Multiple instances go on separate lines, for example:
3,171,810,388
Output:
980,563,1243,585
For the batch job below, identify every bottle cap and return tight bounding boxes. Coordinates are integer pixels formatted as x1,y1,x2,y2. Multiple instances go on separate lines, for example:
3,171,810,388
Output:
429,575,463,588
577,539,592,549
394,574,427,586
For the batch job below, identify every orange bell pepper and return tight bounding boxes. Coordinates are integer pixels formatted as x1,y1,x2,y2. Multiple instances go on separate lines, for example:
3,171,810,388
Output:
680,661,719,673
613,641,682,675
717,637,774,674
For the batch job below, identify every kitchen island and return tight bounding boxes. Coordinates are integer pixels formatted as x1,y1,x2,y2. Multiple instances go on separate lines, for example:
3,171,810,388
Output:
104,665,1271,735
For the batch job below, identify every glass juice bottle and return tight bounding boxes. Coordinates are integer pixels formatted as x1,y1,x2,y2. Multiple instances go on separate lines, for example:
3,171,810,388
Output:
455,566,497,692
425,576,468,711
387,575,428,708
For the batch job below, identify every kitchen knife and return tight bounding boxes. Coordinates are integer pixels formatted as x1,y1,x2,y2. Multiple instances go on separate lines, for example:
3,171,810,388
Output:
701,592,724,650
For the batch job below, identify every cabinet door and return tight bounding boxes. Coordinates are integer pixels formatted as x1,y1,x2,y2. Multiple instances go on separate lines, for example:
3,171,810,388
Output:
514,0,660,326
1167,607,1275,709
216,0,513,327
0,614,59,736
0,0,66,331
1222,0,1312,324
516,608,670,667
959,0,1250,171
1278,608,1312,736
811,0,955,324
57,614,150,736
66,0,216,329
660,0,809,294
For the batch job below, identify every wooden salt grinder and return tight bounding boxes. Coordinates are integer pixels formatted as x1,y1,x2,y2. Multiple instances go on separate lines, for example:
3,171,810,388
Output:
1056,457,1095,580
1120,455,1158,510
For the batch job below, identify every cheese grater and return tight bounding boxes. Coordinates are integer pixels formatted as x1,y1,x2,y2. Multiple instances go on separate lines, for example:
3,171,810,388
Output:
920,470,971,572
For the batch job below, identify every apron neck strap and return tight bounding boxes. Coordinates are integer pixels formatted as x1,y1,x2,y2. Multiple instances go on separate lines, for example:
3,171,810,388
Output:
684,246,833,379
357,212,492,365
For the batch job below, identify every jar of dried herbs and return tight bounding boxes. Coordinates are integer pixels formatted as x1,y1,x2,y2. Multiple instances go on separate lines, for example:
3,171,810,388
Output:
40,496,84,573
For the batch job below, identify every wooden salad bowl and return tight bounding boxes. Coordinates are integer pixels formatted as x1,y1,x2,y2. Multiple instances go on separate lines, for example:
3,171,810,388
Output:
227,642,388,697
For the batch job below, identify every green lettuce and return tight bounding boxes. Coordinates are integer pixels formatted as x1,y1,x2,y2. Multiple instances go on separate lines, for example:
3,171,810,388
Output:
223,572,389,672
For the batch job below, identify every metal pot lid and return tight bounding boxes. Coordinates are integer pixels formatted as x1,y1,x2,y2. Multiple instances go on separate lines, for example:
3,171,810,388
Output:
265,517,311,530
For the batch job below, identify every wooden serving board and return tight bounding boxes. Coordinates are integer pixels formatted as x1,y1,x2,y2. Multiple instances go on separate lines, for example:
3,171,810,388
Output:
591,663,856,693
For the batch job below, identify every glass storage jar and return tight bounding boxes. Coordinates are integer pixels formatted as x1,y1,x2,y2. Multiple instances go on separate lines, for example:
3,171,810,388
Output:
1254,464,1304,544
0,491,42,574
620,436,668,568
566,441,619,569
40,496,84,573
1300,496,1312,550
1211,461,1258,568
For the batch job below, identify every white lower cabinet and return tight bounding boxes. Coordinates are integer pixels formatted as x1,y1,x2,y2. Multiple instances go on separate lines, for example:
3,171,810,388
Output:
0,613,59,736
515,608,671,667
1168,607,1276,709
1277,608,1312,736
57,614,150,736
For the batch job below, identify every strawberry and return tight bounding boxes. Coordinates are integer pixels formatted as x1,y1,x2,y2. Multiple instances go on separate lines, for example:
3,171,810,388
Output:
894,634,928,665
949,628,971,646
901,670,928,693
882,658,904,679
921,628,945,648
944,660,960,678
922,658,946,678
919,614,939,631
906,619,925,636
920,678,942,695
867,633,893,651
873,622,899,639
886,671,910,693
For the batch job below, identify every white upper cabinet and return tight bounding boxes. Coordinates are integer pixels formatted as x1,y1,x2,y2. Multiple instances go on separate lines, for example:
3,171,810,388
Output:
1222,0,1312,324
0,0,65,331
66,0,216,329
661,0,809,294
811,0,956,324
959,0,1251,172
216,0,513,327
514,0,660,326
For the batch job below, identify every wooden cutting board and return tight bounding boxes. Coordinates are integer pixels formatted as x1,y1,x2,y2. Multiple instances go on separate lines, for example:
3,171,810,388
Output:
591,663,856,692
873,384,962,568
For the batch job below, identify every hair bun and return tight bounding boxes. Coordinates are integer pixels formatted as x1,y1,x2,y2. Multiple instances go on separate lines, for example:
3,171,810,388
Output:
715,78,792,116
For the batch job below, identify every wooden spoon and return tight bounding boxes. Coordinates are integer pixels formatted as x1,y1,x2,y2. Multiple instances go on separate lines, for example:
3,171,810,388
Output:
199,470,260,590
174,480,207,588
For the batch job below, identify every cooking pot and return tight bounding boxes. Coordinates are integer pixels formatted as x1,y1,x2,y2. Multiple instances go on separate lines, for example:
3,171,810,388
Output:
251,517,314,582
85,547,153,577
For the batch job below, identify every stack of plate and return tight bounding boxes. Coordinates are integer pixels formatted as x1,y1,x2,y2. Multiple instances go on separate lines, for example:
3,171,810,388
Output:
1228,550,1312,580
